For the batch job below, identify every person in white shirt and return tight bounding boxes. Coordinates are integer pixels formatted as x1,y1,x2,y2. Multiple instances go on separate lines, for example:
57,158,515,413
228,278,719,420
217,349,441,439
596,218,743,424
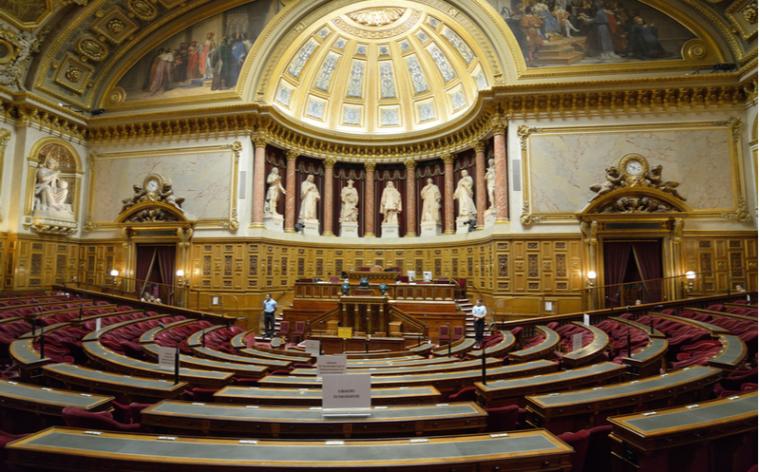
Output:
472,299,487,344
262,293,278,338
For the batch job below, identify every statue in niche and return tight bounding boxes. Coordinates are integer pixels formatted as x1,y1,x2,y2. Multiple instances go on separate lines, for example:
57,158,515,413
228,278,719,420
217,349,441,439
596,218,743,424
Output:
453,169,477,219
485,158,496,210
264,167,286,217
34,156,71,215
298,174,320,222
339,179,359,223
379,181,402,225
420,178,441,224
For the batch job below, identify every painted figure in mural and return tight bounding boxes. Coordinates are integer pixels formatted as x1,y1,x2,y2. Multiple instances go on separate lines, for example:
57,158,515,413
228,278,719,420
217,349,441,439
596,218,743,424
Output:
520,6,545,64
34,157,69,213
339,179,359,223
379,181,402,225
420,178,441,224
584,1,620,60
533,2,560,38
186,41,201,79
453,170,477,219
485,158,496,211
264,168,286,217
147,49,175,94
628,16,665,59
299,174,320,222
200,32,215,79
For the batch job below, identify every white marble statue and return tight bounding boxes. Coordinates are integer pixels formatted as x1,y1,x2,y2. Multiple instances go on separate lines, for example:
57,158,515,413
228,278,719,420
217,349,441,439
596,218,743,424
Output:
34,157,71,214
453,169,476,219
264,167,286,217
298,174,320,222
420,178,441,224
339,179,359,223
379,181,402,225
485,158,496,211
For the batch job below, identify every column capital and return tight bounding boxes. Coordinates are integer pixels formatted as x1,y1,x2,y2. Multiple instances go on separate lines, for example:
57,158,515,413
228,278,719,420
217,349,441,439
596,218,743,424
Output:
286,150,299,160
404,158,416,169
364,160,376,171
441,153,454,164
489,114,508,135
252,134,267,148
324,157,337,168
474,141,486,154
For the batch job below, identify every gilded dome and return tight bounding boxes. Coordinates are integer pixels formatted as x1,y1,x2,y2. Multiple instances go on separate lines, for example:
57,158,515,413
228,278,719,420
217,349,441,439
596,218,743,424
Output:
266,3,492,137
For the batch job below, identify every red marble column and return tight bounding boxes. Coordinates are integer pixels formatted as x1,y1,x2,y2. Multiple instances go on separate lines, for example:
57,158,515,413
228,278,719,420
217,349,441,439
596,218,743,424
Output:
323,158,335,236
493,121,508,223
442,154,455,234
251,136,267,228
405,159,416,237
364,162,375,237
284,150,298,233
474,142,487,229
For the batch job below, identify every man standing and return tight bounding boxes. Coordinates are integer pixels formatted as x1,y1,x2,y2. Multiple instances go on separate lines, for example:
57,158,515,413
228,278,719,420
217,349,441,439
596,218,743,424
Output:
472,299,487,345
263,293,277,338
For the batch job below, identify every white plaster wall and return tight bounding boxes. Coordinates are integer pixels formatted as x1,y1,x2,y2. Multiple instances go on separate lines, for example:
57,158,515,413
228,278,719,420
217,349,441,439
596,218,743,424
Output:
0,122,16,233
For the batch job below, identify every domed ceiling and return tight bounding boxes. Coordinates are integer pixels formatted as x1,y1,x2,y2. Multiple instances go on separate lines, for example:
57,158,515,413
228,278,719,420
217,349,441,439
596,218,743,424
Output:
265,3,492,136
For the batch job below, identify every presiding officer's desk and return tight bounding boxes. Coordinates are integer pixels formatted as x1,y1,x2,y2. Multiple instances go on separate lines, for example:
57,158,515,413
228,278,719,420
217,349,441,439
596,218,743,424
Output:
7,427,574,472
214,385,441,406
525,365,722,434
608,391,758,472
140,401,487,438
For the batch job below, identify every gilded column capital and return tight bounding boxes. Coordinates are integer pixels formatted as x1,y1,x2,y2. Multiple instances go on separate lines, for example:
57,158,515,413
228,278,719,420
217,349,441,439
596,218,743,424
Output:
253,134,268,148
364,160,376,171
404,158,416,169
324,157,337,168
441,153,454,164
0,129,9,147
474,141,486,154
286,150,299,160
490,114,508,135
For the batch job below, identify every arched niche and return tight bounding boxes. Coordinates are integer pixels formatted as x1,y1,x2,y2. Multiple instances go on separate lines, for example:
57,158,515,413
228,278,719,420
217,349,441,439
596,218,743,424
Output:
23,138,83,235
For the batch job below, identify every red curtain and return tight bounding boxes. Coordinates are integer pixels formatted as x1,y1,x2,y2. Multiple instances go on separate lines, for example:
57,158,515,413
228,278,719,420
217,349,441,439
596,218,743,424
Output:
603,242,632,307
135,245,155,296
632,241,663,303
333,164,365,237
415,159,445,232
373,164,407,236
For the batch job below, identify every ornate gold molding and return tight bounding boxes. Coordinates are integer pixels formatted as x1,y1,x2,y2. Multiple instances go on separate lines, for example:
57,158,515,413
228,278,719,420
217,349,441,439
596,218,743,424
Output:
0,128,9,222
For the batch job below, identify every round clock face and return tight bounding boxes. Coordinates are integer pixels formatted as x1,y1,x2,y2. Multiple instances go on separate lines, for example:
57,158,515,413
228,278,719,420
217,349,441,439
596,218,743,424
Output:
625,160,644,176
145,178,159,192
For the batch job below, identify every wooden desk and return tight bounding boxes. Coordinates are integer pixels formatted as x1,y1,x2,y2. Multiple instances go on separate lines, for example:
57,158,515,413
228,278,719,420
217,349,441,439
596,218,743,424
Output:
509,326,560,362
214,385,442,406
288,357,503,376
475,362,627,407
560,322,609,368
7,427,574,471
339,295,389,335
0,379,112,416
345,356,452,369
141,401,488,438
431,338,476,357
618,337,668,377
525,365,722,434
140,343,269,378
467,330,516,359
609,392,757,472
43,362,187,401
707,334,747,369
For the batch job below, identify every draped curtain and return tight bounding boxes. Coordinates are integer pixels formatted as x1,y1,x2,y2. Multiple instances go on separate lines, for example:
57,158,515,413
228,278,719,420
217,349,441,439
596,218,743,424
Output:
135,245,176,302
135,245,155,296
333,164,365,237
415,159,445,232
603,242,632,307
155,245,176,302
374,164,407,236
294,157,325,233
264,148,287,217
632,241,663,303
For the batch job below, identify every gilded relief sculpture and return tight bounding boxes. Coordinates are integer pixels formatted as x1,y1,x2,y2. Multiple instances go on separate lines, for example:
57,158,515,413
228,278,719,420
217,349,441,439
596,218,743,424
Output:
119,174,186,222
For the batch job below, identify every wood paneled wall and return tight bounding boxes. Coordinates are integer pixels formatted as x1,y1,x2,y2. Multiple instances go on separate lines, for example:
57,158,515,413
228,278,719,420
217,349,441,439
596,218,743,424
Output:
683,234,757,295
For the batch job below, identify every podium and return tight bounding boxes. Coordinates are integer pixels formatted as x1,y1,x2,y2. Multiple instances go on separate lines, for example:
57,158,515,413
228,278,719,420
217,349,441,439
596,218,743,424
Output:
346,270,398,284
339,295,389,335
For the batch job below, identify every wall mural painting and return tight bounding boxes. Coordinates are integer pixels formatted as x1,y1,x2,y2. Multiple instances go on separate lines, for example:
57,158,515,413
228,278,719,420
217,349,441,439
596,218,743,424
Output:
488,0,695,67
117,0,279,101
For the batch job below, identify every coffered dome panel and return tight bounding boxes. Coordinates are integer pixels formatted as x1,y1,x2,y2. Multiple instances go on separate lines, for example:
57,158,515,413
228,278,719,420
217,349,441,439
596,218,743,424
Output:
266,2,493,137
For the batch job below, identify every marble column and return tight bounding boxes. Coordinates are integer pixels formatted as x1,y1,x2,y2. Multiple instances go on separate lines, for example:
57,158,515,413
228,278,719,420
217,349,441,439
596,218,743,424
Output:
284,150,298,233
364,161,376,237
492,118,508,223
442,153,455,234
474,142,487,229
251,136,267,228
323,158,335,236
405,159,416,237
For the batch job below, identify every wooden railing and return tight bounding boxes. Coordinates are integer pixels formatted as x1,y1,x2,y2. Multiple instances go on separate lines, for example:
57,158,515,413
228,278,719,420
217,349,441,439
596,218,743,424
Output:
389,306,428,336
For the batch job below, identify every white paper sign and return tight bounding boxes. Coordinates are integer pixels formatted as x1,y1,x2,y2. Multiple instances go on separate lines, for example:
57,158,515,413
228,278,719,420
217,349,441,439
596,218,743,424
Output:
317,354,347,375
544,301,554,312
583,314,590,326
571,333,584,352
158,346,176,372
95,318,101,334
322,374,371,410
406,271,416,281
304,340,321,356
423,271,433,282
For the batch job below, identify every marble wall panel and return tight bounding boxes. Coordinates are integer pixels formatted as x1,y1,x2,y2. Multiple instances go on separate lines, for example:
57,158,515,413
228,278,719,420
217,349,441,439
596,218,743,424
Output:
91,149,232,222
528,126,733,213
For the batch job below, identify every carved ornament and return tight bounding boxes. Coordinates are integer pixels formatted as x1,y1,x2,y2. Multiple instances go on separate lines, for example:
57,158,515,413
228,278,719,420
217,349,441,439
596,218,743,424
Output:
589,154,686,202
117,174,187,223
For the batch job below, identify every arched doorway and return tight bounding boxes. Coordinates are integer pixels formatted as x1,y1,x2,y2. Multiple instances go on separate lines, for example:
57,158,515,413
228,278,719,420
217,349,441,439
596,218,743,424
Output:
135,244,176,303
602,239,663,307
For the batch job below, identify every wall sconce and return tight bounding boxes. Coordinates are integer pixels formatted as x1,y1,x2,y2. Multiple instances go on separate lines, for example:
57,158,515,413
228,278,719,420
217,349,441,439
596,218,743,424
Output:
684,271,696,293
586,270,597,288
109,269,119,285
176,269,187,287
